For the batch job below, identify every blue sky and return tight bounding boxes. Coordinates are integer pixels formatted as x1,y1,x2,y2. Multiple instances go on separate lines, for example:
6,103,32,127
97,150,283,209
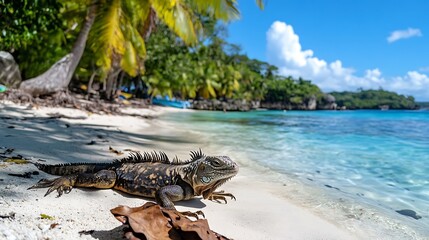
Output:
227,0,429,100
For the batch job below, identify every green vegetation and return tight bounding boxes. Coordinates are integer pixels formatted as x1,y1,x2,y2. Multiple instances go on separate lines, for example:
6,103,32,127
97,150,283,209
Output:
1,0,244,98
0,0,324,105
330,89,417,109
0,0,62,51
0,0,417,110
1,0,69,78
264,77,323,104
139,22,324,105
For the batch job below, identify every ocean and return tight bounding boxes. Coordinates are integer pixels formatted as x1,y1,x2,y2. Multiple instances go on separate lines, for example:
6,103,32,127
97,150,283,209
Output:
161,109,429,237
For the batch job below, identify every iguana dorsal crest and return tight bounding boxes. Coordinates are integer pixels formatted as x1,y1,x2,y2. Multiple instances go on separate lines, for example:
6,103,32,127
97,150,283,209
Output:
116,149,206,165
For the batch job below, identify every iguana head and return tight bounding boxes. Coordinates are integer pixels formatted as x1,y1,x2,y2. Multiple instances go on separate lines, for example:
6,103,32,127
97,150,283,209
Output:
188,155,239,199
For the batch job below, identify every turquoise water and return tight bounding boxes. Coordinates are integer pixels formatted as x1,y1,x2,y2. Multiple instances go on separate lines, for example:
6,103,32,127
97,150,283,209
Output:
162,109,429,233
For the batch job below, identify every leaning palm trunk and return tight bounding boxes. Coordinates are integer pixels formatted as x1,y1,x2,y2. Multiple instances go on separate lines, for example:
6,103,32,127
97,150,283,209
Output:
19,3,98,96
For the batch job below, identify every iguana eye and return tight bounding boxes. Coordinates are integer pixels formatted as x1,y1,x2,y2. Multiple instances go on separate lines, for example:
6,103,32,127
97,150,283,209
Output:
211,159,222,167
201,176,211,183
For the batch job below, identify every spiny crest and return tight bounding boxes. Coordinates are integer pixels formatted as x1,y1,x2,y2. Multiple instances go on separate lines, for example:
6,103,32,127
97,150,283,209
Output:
169,150,204,164
189,149,206,162
117,149,207,165
116,151,171,164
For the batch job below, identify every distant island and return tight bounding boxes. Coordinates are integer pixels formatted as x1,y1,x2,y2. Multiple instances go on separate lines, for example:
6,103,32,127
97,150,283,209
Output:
191,88,418,111
329,89,417,110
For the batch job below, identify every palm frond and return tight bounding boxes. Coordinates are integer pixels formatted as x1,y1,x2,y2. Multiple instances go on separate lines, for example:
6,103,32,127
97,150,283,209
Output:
190,0,239,21
121,41,138,76
151,0,198,45
120,2,148,76
90,0,125,72
122,0,151,27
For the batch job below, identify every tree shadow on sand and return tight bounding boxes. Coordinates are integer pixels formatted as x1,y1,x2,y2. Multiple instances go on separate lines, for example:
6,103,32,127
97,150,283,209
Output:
0,105,195,164
0,104,197,199
0,104,224,239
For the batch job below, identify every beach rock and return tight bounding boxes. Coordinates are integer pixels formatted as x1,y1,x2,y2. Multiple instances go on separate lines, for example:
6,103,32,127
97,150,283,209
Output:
396,209,422,220
0,51,22,88
260,102,292,110
190,99,258,111
318,94,337,110
261,94,339,110
260,100,314,110
19,54,72,96
307,95,317,110
324,94,336,103
260,94,338,110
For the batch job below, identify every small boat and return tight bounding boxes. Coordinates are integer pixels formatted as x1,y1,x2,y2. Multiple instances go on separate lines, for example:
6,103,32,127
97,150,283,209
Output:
379,105,389,111
152,96,191,109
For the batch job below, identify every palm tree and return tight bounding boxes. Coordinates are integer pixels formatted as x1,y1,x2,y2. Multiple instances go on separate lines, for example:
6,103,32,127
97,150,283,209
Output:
218,64,241,98
19,0,97,96
18,0,249,97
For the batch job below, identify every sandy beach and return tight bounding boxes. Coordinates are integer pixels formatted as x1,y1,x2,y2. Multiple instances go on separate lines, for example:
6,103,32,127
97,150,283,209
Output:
0,101,368,239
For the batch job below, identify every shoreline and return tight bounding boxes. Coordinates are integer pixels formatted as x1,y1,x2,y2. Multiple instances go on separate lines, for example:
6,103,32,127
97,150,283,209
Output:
0,102,419,239
223,157,426,239
159,108,428,239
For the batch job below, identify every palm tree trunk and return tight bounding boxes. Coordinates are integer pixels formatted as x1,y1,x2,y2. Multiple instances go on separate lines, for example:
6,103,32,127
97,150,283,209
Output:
86,70,97,98
67,2,98,82
19,2,98,96
105,67,121,100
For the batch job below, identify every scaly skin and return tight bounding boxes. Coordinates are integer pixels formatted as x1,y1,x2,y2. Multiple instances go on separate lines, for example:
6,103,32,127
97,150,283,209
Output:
29,150,239,209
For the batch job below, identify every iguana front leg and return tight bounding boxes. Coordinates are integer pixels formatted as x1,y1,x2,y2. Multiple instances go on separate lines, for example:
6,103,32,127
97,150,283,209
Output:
155,185,204,219
28,170,116,197
29,176,76,197
155,185,188,209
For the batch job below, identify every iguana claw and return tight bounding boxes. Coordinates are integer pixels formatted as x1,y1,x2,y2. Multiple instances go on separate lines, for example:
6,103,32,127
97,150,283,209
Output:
208,191,236,204
28,176,76,197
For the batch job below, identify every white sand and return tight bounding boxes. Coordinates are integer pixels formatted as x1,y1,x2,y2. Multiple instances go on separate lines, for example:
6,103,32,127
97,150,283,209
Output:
0,101,361,240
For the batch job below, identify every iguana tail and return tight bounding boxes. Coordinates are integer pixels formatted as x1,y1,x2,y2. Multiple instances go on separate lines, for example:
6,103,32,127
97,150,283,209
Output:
34,162,115,176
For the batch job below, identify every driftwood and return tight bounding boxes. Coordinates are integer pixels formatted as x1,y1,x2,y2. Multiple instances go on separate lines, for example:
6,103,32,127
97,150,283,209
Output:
111,202,231,240
19,54,73,96
0,89,151,116
0,89,122,115
19,3,98,97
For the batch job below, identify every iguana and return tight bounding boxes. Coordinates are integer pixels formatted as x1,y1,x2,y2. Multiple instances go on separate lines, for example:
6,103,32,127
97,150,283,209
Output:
29,150,238,210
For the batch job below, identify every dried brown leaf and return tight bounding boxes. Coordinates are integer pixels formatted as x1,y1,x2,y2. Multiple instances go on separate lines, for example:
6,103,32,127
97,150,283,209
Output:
50,223,59,229
111,202,231,240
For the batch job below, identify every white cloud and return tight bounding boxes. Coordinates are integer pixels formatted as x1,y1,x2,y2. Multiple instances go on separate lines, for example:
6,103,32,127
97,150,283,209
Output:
392,71,429,89
266,21,429,100
387,28,422,43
